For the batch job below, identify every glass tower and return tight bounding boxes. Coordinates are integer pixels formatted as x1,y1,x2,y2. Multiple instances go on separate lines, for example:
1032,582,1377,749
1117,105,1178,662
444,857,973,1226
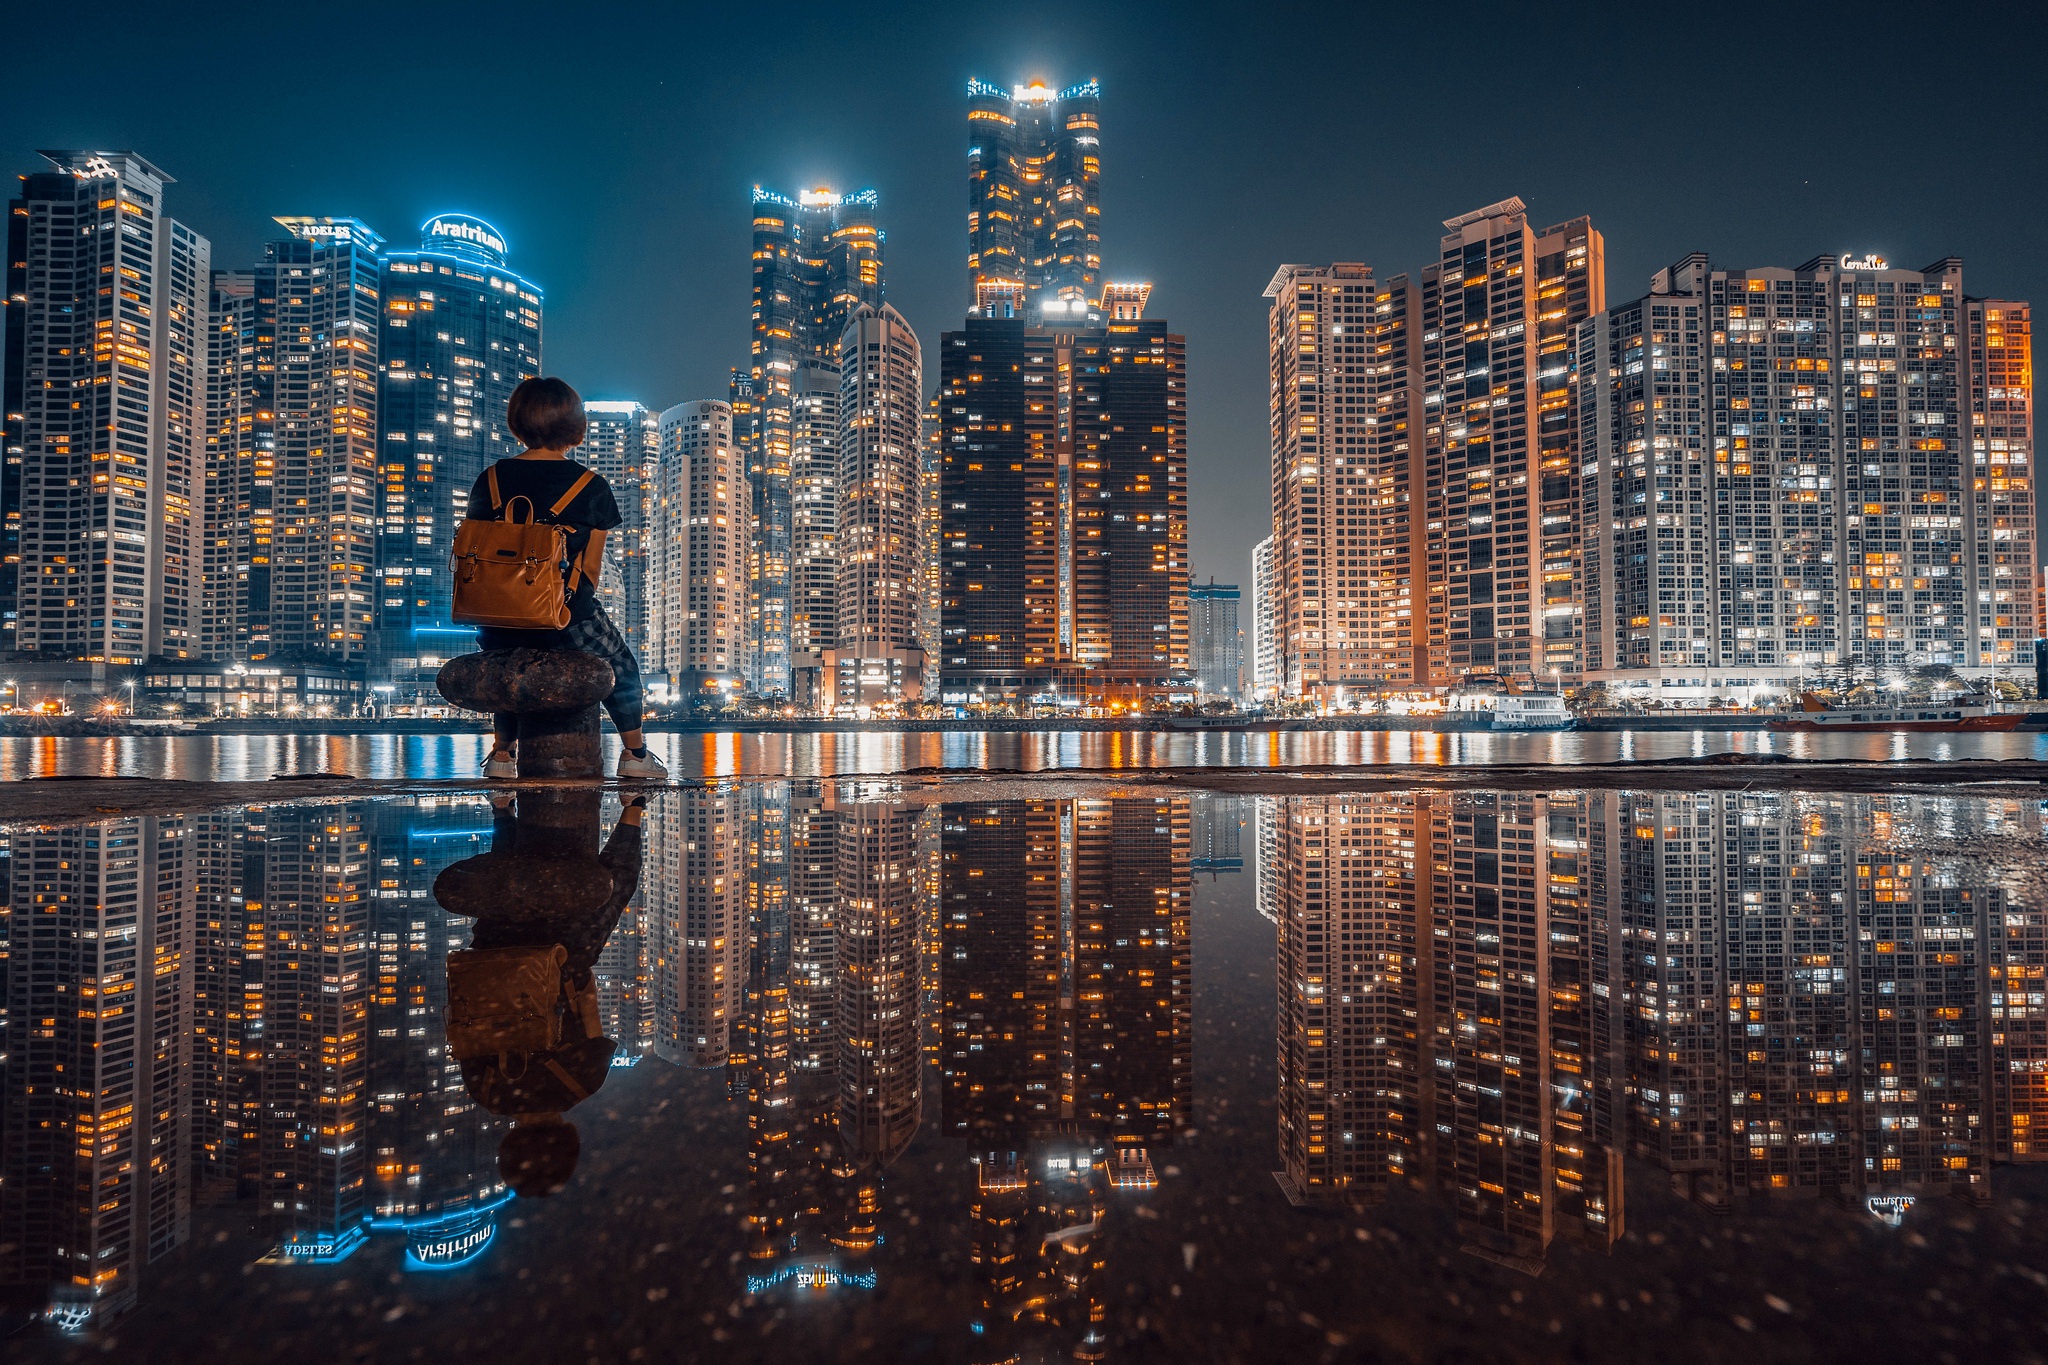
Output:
374,215,542,696
745,187,883,695
966,78,1102,320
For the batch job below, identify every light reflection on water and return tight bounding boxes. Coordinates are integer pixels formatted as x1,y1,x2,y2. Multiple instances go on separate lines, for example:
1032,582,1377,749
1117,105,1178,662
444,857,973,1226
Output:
0,724,2042,781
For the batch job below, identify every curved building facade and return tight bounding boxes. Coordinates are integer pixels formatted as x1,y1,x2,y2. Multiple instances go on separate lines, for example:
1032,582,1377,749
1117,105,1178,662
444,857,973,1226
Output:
966,78,1102,319
374,214,542,696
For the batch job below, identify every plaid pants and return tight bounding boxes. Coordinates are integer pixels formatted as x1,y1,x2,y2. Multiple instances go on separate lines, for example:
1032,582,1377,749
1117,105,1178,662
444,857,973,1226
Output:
477,604,645,733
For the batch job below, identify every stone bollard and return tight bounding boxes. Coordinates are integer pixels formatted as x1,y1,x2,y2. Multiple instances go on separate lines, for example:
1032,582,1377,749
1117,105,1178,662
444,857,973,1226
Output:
437,648,614,779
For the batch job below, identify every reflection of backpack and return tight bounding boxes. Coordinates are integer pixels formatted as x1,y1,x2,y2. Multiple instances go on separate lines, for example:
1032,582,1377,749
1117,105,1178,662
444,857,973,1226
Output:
450,464,596,630
446,944,569,1060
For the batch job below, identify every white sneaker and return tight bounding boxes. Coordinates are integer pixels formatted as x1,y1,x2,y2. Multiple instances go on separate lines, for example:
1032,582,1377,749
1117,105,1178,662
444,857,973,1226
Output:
616,747,668,782
483,750,517,780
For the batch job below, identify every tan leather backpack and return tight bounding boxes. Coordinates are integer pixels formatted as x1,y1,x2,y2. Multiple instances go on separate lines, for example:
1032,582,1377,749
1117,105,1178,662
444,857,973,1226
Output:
451,464,597,630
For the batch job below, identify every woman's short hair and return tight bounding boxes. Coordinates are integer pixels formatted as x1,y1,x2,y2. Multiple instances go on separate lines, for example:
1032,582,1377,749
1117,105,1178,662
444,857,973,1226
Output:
506,376,587,450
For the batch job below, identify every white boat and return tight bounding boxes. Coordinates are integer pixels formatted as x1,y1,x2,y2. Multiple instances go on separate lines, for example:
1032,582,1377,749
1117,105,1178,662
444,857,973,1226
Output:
1491,692,1574,731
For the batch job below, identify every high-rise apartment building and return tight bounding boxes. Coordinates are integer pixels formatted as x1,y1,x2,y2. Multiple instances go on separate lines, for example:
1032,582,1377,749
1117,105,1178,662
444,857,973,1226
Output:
1422,201,1604,687
4,152,209,665
744,188,883,695
1250,535,1277,700
575,401,658,654
375,215,542,691
651,400,748,695
206,217,382,669
1261,202,1601,700
830,303,927,707
1263,263,1426,699
965,78,1102,319
938,307,1189,704
1579,253,2036,697
1188,581,1242,699
789,364,839,684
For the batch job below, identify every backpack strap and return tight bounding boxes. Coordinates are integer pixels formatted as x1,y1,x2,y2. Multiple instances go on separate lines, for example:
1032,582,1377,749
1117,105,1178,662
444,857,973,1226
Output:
541,1055,592,1103
549,468,598,518
485,463,504,511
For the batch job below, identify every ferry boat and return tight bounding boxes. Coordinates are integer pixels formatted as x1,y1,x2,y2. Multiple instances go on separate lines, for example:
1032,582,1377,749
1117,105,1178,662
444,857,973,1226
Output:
1766,692,2021,733
1490,692,1575,731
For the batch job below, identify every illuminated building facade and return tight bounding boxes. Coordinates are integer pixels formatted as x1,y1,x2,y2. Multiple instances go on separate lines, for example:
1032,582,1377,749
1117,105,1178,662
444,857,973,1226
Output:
1189,580,1242,699
4,152,209,664
965,78,1103,319
745,187,883,695
789,365,839,696
1250,535,1277,700
651,400,748,695
1421,202,1604,688
374,215,542,693
1263,263,1426,699
574,401,658,656
1581,255,2036,698
831,304,928,707
937,308,1189,704
207,217,383,671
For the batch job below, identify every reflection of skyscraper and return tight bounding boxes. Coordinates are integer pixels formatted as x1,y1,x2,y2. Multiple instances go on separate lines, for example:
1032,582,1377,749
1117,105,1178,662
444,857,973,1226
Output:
1263,787,2048,1268
836,803,932,1164
0,817,197,1327
258,806,373,1257
938,795,1188,1360
651,789,746,1067
1270,792,1622,1269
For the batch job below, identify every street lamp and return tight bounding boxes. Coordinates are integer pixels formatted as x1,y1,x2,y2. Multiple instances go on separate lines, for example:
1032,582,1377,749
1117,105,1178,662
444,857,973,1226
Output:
122,680,137,716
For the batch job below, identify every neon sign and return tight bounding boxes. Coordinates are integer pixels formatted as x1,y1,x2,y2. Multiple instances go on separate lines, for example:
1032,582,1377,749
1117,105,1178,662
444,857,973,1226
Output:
1838,254,1889,272
423,214,507,260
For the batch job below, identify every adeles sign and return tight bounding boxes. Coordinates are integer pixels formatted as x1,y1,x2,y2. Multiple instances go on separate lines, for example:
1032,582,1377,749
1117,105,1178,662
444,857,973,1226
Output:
423,214,507,259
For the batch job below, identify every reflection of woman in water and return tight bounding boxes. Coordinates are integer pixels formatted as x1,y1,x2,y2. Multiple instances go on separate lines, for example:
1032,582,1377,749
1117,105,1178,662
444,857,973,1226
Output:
457,796,645,1197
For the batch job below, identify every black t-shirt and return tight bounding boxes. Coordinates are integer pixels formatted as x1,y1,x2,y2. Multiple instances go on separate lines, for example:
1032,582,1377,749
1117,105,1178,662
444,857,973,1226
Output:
465,456,622,622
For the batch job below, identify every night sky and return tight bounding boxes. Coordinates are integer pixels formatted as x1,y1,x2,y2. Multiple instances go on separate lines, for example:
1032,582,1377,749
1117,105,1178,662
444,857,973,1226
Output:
8,0,2044,588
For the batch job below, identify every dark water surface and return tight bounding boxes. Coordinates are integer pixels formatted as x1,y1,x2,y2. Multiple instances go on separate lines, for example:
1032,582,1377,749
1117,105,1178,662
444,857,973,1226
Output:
5,783,2047,1362
4,725,2048,781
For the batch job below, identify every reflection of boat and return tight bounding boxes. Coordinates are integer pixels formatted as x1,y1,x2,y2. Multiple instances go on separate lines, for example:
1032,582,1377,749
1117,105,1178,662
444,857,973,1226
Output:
1767,692,2021,733
1490,693,1574,731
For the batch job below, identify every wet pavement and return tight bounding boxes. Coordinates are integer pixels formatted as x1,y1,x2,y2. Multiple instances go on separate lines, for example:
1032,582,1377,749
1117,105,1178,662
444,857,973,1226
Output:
4,782,2046,1362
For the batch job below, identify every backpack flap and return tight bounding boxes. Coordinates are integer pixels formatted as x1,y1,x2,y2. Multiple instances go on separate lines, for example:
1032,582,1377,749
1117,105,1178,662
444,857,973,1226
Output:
445,944,570,1059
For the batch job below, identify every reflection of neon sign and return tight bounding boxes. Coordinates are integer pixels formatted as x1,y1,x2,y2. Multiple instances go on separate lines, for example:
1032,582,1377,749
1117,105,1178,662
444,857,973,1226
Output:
745,1263,878,1294
408,1221,495,1270
261,1226,367,1264
1866,1194,1915,1226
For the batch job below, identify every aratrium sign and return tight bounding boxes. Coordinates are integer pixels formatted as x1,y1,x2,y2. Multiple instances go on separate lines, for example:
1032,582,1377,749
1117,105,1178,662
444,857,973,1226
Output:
423,214,507,262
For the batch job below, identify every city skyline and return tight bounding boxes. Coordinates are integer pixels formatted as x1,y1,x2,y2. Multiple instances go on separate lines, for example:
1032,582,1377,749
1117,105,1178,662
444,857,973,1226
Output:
8,3,2042,597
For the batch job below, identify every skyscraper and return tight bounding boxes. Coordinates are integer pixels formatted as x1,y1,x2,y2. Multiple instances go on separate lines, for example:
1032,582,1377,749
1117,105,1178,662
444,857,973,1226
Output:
1188,581,1242,699
374,215,542,692
208,217,384,668
938,306,1189,705
745,187,884,695
1261,201,1600,701
575,401,659,655
831,303,927,707
1421,201,1603,687
4,152,209,665
1579,253,2036,698
966,79,1102,319
651,400,748,696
